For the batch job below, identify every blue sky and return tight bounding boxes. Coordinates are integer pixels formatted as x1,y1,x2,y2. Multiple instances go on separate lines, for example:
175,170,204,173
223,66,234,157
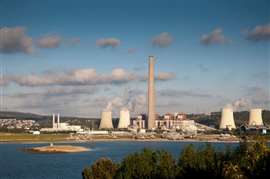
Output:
0,0,269,117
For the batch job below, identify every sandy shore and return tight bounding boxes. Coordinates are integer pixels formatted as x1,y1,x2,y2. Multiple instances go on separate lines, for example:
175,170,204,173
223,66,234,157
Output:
27,145,90,153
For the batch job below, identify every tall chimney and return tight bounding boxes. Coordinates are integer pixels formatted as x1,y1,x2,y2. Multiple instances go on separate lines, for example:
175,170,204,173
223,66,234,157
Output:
57,113,60,128
52,114,55,128
148,56,156,129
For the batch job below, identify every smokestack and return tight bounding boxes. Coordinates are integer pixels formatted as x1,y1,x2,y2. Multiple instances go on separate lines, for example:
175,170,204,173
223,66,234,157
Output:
219,107,236,130
57,113,60,128
148,56,156,129
249,108,263,126
52,114,55,128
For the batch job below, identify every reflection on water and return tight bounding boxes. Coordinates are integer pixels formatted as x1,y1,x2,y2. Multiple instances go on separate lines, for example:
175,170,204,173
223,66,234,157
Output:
0,141,238,179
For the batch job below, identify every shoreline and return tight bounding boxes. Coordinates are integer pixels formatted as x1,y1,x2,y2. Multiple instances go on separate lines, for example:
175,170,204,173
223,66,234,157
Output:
0,138,241,144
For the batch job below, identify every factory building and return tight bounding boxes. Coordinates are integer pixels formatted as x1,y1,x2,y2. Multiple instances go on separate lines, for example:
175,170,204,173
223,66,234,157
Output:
132,114,146,129
117,109,130,129
155,113,188,130
99,111,114,129
41,113,82,132
219,108,236,130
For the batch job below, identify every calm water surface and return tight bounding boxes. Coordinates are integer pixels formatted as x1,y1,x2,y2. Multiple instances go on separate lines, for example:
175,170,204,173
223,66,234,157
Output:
0,141,238,179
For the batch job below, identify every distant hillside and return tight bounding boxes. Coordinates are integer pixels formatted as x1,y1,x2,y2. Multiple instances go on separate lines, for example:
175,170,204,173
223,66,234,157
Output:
0,111,47,120
1,110,270,129
0,111,99,128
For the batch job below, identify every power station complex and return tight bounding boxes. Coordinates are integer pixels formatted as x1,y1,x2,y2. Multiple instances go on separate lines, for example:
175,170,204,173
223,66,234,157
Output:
96,56,267,133
38,56,268,136
96,56,198,134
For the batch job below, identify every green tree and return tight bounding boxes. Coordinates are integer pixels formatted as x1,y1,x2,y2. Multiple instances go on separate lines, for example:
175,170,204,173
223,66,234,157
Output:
82,158,117,179
115,149,176,179
178,144,225,178
153,150,177,179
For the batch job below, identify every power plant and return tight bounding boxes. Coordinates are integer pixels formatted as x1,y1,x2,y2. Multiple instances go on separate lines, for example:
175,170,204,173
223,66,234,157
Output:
147,56,156,130
117,109,130,129
99,111,113,129
249,108,263,126
41,113,82,132
219,107,236,130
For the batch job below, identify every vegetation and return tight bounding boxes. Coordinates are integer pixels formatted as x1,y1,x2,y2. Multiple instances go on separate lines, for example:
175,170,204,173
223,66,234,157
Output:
82,139,270,179
0,133,70,142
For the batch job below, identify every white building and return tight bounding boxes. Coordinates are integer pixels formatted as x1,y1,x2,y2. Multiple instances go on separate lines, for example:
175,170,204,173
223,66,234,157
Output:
41,114,82,132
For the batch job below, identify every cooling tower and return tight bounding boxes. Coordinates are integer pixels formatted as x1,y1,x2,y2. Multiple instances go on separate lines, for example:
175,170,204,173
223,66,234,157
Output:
219,108,236,130
118,109,130,129
249,108,263,126
147,56,156,129
99,111,113,129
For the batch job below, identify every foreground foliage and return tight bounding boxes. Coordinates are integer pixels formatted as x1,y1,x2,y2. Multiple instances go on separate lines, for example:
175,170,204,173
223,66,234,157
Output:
82,139,270,179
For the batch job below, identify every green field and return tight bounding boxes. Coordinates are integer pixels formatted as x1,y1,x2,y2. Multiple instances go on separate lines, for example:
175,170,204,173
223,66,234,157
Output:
0,133,70,142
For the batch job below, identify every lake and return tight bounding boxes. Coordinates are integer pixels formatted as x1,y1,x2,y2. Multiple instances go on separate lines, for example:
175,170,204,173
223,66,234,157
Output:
0,141,238,179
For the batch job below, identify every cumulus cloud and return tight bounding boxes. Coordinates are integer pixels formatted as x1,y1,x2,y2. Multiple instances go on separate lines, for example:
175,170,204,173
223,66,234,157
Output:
159,89,213,98
96,38,120,48
245,23,270,42
7,86,99,116
0,27,33,54
9,68,133,87
36,35,61,48
156,72,176,81
201,28,231,45
4,68,175,87
152,32,173,48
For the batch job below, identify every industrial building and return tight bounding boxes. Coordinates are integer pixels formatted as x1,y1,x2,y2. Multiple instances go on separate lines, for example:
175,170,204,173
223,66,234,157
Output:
155,113,187,130
132,114,146,129
40,114,82,132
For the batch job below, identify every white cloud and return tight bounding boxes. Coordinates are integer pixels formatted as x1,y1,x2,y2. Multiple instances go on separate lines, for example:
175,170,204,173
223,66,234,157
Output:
96,38,120,48
152,32,173,48
201,28,231,45
156,72,176,81
36,35,61,48
0,27,33,54
5,68,175,87
159,89,213,98
245,23,270,41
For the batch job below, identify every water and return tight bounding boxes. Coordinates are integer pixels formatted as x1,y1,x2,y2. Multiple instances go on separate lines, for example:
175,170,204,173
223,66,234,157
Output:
0,141,238,179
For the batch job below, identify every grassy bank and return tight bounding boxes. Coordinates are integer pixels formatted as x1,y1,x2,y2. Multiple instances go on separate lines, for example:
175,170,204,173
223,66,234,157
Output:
0,132,70,142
